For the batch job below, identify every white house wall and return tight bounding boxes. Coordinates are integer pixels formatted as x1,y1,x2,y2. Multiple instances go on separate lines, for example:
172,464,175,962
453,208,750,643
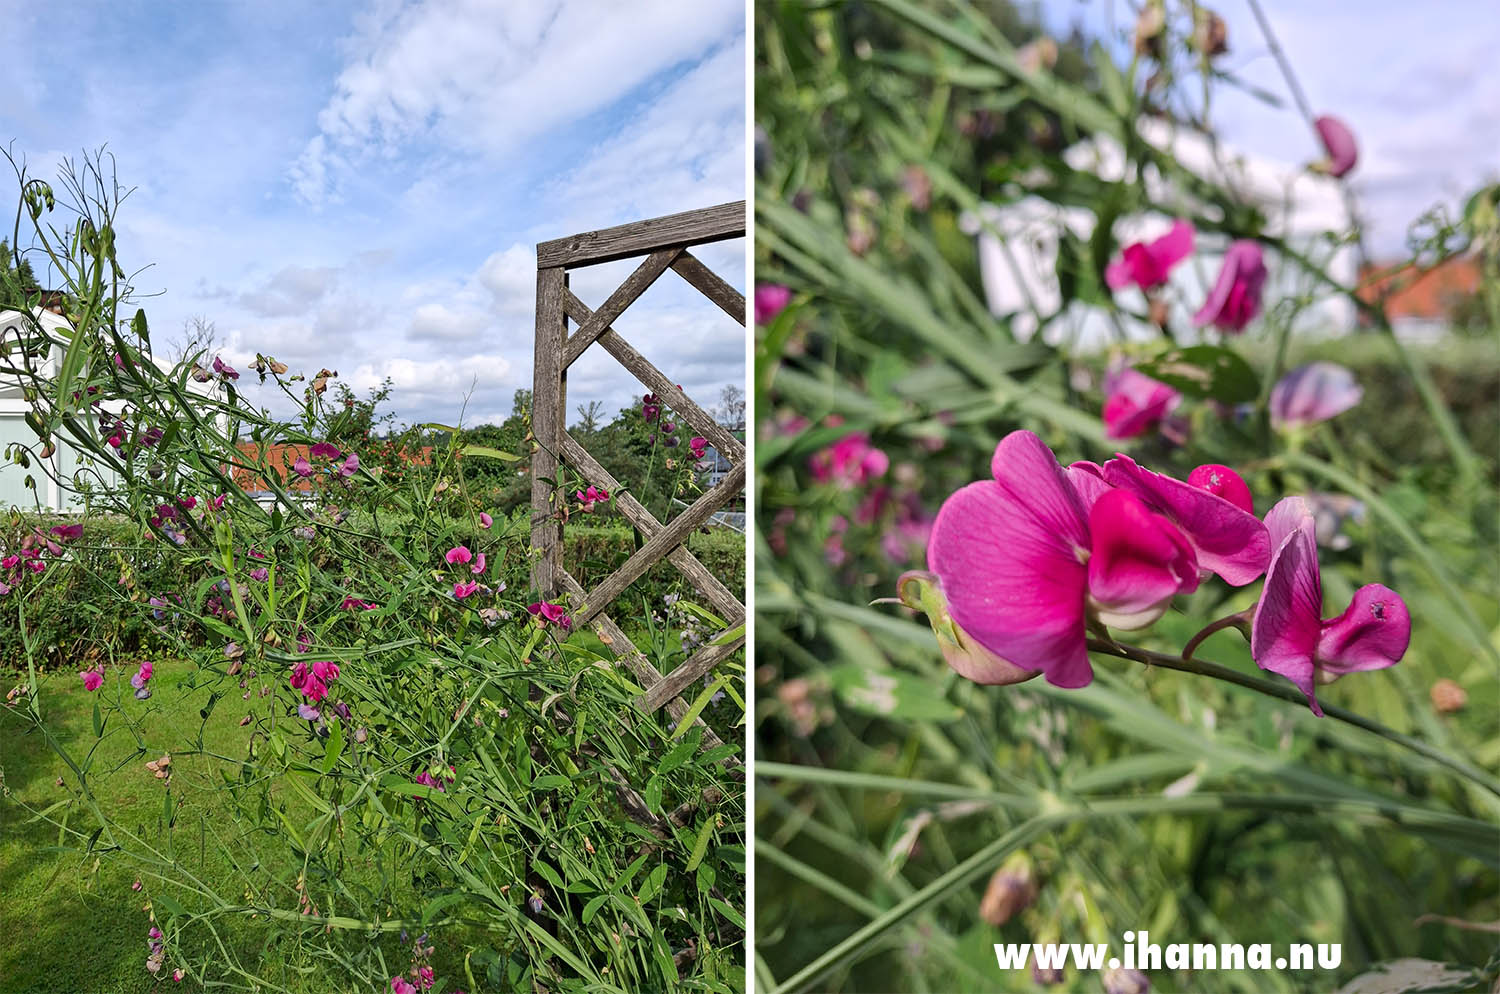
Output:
962,120,1358,351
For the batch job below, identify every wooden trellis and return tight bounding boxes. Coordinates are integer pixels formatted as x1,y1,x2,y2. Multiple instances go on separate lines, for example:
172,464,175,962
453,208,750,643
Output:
532,202,746,746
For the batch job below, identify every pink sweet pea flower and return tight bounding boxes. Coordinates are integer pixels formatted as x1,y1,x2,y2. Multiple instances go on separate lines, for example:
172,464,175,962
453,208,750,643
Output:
1251,497,1410,715
445,546,473,566
1269,362,1363,430
391,979,418,994
292,456,313,478
131,661,154,699
479,512,493,529
926,431,1201,688
211,356,240,380
471,552,486,575
1104,219,1194,291
80,666,105,692
310,441,341,459
1097,454,1270,586
50,524,83,542
453,580,479,599
689,435,708,460
527,601,572,630
339,453,359,477
1186,464,1254,515
1313,115,1358,178
1193,241,1267,333
809,432,889,489
1101,366,1181,440
754,283,793,325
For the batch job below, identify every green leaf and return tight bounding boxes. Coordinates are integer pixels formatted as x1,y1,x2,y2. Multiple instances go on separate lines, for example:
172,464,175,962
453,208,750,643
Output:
532,860,564,892
91,702,102,738
531,774,570,790
827,662,962,722
462,444,521,462
582,894,609,924
321,720,344,775
658,734,699,776
636,864,669,904
1135,345,1259,403
684,818,714,872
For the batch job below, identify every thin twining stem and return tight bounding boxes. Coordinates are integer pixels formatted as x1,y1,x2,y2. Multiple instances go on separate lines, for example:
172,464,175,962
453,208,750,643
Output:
1181,609,1252,661
1087,637,1500,799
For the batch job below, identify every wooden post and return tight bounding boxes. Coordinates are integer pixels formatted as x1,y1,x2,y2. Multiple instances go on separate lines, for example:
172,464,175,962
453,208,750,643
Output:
531,266,567,597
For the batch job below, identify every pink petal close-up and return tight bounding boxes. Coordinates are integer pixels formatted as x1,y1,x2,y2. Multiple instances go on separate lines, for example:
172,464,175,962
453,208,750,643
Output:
1250,497,1410,714
1104,219,1194,290
1193,240,1267,333
1102,454,1270,586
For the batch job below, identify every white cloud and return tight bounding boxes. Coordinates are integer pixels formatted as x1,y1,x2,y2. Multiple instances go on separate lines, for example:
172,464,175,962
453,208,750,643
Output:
294,0,744,205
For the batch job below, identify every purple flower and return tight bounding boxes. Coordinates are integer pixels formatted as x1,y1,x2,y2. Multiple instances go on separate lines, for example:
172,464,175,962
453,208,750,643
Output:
310,441,341,459
1104,220,1194,291
339,453,359,477
297,703,321,721
1269,362,1362,430
1251,497,1410,715
1314,115,1358,178
292,457,313,478
921,432,1203,688
1193,241,1267,333
249,567,269,582
211,355,240,381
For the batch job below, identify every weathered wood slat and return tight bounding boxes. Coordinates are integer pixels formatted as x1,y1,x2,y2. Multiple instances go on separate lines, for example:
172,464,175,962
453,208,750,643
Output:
561,248,681,369
556,567,723,748
561,289,745,464
537,201,746,269
560,432,744,625
530,267,567,596
638,628,747,713
574,461,746,626
670,252,746,326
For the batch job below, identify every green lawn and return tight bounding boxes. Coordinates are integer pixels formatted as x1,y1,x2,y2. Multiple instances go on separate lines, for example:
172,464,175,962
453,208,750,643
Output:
0,659,441,994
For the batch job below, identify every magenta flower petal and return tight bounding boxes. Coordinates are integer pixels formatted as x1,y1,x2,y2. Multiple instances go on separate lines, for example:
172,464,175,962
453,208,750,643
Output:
924,470,1092,689
292,457,313,478
479,511,493,529
1101,366,1181,440
1186,464,1254,515
1193,241,1267,333
1086,489,1199,629
445,546,473,565
754,283,793,325
1065,461,1114,513
1314,115,1358,178
1316,584,1410,679
989,431,1091,552
1103,455,1270,585
1104,219,1195,290
1250,505,1324,714
1270,362,1363,430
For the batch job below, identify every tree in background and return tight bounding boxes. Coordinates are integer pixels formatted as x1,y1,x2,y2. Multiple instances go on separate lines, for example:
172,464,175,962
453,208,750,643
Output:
0,238,39,310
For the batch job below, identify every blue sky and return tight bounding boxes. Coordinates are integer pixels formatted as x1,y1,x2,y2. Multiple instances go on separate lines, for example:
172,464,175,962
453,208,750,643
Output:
1040,0,1500,257
0,0,747,427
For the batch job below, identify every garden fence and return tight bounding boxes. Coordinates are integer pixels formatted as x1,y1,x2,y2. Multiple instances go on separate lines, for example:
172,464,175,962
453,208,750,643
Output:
532,202,746,747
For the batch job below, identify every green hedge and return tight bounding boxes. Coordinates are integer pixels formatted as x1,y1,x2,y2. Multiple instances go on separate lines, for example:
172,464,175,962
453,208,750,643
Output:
0,512,745,670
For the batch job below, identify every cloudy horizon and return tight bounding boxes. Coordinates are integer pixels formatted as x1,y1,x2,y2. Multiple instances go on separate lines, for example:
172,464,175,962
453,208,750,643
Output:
0,0,747,430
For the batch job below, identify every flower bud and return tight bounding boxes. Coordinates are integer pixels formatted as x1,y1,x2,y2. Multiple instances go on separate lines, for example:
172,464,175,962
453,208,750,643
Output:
1103,966,1150,994
897,571,1038,686
978,853,1038,926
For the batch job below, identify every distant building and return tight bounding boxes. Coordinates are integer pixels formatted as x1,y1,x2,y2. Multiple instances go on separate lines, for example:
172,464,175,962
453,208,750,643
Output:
1356,255,1481,342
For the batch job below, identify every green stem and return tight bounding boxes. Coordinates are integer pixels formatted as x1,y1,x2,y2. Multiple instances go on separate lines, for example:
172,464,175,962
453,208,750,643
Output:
1087,638,1500,799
